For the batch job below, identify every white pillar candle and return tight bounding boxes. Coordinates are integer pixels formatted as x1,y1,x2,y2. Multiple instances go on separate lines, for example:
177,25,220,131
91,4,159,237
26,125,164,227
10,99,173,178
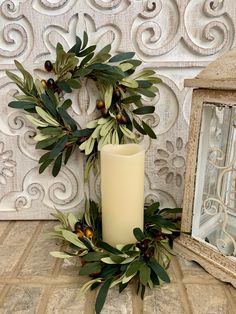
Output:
101,144,145,246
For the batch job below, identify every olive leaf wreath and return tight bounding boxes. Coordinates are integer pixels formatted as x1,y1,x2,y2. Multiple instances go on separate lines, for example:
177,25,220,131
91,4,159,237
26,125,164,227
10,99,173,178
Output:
49,200,182,314
6,32,160,177
6,33,182,314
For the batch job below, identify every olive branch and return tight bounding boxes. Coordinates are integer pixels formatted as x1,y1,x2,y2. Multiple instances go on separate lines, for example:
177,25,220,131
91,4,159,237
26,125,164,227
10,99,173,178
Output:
6,32,161,176
48,200,182,314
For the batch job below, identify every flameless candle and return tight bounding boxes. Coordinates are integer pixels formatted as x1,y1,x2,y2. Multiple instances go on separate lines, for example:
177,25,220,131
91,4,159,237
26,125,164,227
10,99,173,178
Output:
101,144,145,246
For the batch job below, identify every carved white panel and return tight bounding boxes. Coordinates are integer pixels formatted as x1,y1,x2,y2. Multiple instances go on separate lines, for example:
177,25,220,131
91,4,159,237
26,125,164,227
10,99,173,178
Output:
0,0,235,219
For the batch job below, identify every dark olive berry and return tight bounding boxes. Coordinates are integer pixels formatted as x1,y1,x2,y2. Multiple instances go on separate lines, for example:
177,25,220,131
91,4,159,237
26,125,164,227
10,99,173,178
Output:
120,85,127,93
112,89,121,102
74,221,83,230
80,259,86,266
44,60,53,72
101,108,109,118
143,239,151,248
96,99,105,110
136,242,145,251
47,78,56,89
116,112,127,124
121,115,127,124
144,246,154,258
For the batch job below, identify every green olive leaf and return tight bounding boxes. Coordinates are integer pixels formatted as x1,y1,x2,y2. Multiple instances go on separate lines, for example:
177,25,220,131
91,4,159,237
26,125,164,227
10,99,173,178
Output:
119,125,136,139
111,129,119,144
120,77,138,89
142,121,156,139
100,119,115,137
133,106,155,115
33,133,50,142
118,63,133,72
104,84,113,109
85,137,95,155
109,52,135,63
35,107,60,127
50,251,74,258
139,264,151,286
26,115,49,127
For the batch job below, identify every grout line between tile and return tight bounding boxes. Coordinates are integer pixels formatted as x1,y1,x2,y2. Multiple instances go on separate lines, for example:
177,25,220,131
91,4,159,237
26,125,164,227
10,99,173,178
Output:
131,282,143,314
171,258,193,314
84,289,97,314
222,285,236,314
0,285,11,308
0,276,87,286
51,251,64,277
12,221,43,276
36,286,52,314
0,221,15,245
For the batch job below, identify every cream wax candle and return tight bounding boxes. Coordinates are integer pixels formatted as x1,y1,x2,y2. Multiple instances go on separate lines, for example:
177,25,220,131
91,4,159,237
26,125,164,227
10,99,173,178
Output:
101,144,145,246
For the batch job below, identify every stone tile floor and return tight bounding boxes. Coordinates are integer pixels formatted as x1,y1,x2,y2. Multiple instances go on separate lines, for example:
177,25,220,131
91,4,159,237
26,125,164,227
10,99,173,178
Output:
0,221,235,313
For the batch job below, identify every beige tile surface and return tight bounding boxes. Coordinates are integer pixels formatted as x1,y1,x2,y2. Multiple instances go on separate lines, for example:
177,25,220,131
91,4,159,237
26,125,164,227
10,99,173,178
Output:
186,284,230,314
143,284,186,314
17,222,58,277
0,286,43,314
0,221,235,314
45,286,86,314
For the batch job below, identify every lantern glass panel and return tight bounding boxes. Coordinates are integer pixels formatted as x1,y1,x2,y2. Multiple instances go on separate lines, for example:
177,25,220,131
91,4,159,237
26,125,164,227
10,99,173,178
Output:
192,102,236,258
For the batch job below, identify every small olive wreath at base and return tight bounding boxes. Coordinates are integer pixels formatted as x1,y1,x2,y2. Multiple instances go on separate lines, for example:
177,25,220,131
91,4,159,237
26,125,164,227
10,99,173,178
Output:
6,32,161,177
48,200,181,314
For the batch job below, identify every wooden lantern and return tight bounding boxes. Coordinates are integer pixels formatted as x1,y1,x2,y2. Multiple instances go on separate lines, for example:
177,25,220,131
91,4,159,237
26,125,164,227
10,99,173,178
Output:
174,49,236,287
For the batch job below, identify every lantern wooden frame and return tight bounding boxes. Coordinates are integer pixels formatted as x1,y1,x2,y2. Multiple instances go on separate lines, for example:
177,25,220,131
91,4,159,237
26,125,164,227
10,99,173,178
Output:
174,49,236,288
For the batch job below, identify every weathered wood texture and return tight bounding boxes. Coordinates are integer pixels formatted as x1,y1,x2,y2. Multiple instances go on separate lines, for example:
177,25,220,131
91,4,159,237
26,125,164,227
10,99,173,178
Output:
0,0,235,219
185,48,236,89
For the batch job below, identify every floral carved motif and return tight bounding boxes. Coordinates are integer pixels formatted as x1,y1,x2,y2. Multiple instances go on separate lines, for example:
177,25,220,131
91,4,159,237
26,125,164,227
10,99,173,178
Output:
0,141,16,185
155,138,186,188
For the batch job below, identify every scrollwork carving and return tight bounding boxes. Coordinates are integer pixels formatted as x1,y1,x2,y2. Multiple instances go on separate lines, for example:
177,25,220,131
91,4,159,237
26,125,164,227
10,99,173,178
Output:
145,189,177,208
7,111,28,133
6,112,38,161
15,183,45,210
145,193,159,205
134,0,233,60
143,113,160,129
204,0,225,18
184,21,229,56
27,183,45,200
40,0,69,9
15,195,29,210
5,166,81,212
32,0,76,16
0,23,27,57
136,21,162,55
48,168,79,205
88,0,123,10
134,0,181,57
1,0,23,19
140,0,162,19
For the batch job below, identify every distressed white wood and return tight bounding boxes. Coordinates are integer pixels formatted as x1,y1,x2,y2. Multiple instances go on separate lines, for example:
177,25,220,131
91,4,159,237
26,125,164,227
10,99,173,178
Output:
0,0,236,219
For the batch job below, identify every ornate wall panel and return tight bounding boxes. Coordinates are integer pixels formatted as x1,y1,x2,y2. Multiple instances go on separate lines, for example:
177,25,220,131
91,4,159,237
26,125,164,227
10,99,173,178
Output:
0,0,235,219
